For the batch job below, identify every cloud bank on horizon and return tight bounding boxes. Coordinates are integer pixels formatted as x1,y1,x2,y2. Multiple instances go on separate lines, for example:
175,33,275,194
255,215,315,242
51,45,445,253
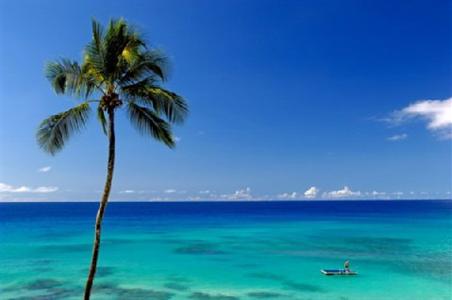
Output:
0,181,449,202
304,187,319,199
0,182,58,194
324,186,361,198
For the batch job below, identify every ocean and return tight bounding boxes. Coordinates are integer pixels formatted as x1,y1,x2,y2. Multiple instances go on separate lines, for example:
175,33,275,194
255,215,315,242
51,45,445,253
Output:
0,200,451,300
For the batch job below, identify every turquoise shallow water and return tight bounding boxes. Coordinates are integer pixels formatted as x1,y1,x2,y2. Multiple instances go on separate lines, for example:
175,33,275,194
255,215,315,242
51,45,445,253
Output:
0,201,451,300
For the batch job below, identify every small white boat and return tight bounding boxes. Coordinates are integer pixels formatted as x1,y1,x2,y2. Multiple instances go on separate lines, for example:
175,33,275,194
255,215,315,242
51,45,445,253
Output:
321,269,357,275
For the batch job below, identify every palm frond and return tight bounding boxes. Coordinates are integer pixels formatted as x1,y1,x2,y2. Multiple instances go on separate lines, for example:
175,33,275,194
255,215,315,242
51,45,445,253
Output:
137,50,168,80
84,18,152,85
127,102,175,148
120,33,145,64
37,102,91,155
103,18,129,79
46,60,94,97
146,86,187,124
118,50,168,86
91,19,104,57
83,20,106,86
122,79,188,124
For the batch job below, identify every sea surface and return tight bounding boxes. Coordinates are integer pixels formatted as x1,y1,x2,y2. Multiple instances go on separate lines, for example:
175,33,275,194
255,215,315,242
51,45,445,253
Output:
0,200,451,300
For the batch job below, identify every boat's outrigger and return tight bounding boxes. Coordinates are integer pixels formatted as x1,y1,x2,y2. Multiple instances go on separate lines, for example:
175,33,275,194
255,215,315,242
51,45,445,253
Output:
321,269,358,275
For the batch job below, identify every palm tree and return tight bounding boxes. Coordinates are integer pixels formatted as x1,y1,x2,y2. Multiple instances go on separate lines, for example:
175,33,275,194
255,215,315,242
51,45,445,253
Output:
36,18,188,299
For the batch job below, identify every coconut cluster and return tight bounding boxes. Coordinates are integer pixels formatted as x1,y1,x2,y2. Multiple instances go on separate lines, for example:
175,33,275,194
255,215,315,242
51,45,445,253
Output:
100,93,123,110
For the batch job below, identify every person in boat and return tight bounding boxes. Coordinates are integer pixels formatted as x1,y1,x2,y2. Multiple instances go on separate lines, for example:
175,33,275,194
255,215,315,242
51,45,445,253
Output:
344,260,350,273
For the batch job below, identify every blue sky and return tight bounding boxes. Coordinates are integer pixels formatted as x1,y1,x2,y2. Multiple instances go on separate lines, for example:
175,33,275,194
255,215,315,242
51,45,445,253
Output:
0,0,451,201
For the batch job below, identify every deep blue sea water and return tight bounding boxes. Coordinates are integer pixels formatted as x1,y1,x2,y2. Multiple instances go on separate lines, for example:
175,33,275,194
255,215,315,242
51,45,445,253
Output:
0,200,451,300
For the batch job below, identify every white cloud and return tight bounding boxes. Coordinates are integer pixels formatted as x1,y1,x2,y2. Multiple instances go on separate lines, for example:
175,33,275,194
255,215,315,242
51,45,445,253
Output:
164,189,177,194
0,183,28,193
371,191,386,196
304,186,319,199
120,190,135,194
325,186,361,198
38,166,52,173
117,189,153,195
0,182,58,193
277,192,298,199
392,97,452,138
222,187,253,200
363,191,387,199
387,134,407,141
199,190,210,194
33,186,59,193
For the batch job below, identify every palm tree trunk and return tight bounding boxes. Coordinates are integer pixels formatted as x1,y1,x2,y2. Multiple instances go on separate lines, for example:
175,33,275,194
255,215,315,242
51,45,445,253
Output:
84,107,116,300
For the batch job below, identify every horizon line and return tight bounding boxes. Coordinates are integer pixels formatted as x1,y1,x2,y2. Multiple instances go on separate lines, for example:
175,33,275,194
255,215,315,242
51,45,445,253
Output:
0,198,450,203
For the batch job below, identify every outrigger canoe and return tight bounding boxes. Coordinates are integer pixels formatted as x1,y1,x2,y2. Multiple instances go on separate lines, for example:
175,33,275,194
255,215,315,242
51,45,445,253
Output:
321,269,357,275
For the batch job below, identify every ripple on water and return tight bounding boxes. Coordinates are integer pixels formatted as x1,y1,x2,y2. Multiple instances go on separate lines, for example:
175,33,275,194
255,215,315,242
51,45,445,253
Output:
36,230,81,240
80,266,116,278
389,254,452,282
6,279,81,300
247,291,285,298
166,274,192,283
93,282,174,300
248,272,325,293
24,279,62,290
188,291,239,300
37,243,91,254
174,242,226,255
164,282,190,291
307,235,413,256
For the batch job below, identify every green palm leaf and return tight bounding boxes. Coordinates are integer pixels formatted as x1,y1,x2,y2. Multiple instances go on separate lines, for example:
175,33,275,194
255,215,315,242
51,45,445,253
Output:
83,23,106,85
118,49,168,85
127,102,175,148
122,78,188,124
103,18,129,79
37,102,91,155
46,59,94,97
